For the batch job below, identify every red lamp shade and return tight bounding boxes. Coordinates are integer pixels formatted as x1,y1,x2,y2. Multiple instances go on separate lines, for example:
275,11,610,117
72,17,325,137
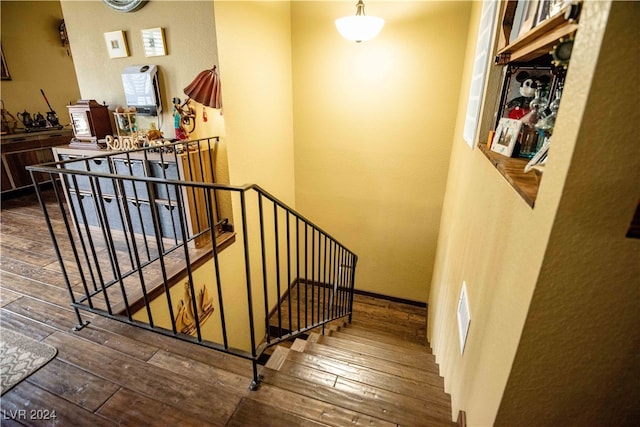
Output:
183,65,222,109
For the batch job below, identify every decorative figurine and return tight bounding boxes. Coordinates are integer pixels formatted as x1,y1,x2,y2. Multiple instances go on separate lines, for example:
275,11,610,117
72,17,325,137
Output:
507,71,551,120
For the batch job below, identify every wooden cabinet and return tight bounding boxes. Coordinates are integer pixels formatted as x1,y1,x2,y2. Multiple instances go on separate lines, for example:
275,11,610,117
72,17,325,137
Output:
53,145,218,245
0,129,72,195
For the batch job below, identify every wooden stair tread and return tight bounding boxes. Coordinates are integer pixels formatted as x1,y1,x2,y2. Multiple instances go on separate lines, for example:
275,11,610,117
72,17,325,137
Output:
337,321,432,348
351,294,427,316
261,367,454,426
350,295,427,322
246,382,396,427
313,333,436,370
301,340,443,385
330,328,433,355
283,348,450,405
228,398,331,427
348,318,427,344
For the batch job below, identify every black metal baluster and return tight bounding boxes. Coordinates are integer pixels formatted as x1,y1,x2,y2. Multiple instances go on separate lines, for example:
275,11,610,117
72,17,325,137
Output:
348,254,358,323
32,172,89,329
286,210,292,334
274,202,282,339
322,234,328,323
296,216,301,333
63,173,99,303
316,228,322,325
93,176,132,320
330,239,337,320
304,223,308,329
339,246,347,317
175,184,202,342
311,227,316,325
258,194,270,344
205,188,228,349
117,178,154,327
241,191,261,390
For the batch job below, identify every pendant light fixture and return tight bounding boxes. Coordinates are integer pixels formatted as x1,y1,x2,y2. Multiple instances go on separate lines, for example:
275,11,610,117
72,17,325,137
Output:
335,0,384,43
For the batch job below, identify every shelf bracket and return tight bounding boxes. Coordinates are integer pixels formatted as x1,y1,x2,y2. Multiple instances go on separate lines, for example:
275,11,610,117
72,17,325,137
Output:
495,53,511,65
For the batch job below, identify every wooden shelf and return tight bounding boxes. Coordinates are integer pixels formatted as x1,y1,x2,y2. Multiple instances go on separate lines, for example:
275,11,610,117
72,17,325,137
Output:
496,4,580,64
479,144,541,207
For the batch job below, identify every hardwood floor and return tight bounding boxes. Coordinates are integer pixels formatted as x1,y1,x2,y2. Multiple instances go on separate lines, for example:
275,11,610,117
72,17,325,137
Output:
0,189,454,426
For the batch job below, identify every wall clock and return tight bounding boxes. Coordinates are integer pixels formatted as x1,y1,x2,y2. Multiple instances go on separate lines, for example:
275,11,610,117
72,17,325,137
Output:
103,0,147,13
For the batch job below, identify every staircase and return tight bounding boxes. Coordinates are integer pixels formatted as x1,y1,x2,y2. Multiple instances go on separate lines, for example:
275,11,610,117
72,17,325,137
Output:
231,295,455,426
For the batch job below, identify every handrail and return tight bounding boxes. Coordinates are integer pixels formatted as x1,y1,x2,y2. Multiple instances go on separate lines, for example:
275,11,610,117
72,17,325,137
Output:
27,137,358,390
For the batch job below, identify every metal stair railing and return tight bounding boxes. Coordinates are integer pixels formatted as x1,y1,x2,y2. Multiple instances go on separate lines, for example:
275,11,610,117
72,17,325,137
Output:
27,137,358,390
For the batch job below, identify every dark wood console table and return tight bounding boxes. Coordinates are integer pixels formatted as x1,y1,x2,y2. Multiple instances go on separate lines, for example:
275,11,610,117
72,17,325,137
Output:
1,128,73,195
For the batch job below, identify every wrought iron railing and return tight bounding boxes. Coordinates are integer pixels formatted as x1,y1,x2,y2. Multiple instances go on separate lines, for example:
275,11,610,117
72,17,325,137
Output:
27,137,358,389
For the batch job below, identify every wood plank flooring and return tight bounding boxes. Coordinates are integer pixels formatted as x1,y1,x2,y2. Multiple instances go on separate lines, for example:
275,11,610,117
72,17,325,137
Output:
0,189,454,426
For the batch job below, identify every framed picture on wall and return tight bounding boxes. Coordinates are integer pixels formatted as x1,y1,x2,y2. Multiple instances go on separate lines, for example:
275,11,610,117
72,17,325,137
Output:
141,27,167,57
491,118,522,157
1,45,10,80
535,0,552,26
104,30,129,59
518,0,539,38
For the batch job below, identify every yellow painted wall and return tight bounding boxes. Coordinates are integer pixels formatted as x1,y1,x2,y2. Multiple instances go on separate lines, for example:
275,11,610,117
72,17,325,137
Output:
212,0,296,348
131,210,262,354
59,0,221,139
429,1,640,424
0,1,80,125
213,1,296,207
495,2,640,424
131,1,297,353
291,1,472,302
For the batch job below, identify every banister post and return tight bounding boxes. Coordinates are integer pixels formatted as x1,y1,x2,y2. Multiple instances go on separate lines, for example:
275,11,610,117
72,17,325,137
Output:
348,254,358,323
240,191,262,390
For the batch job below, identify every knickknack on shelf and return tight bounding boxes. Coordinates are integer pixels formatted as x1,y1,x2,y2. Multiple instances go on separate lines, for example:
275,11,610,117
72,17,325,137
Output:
478,0,581,207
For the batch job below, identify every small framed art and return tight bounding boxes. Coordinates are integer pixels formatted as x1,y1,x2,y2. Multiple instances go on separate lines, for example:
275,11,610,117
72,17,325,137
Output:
141,27,167,57
535,0,552,26
491,118,522,157
1,45,10,80
104,30,129,59
517,0,539,38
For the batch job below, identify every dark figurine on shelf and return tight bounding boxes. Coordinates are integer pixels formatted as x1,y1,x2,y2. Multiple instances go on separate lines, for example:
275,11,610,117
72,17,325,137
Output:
17,110,33,128
507,71,550,120
33,112,47,128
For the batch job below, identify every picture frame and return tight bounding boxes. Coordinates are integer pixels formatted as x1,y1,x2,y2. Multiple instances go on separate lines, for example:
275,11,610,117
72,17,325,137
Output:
496,65,553,124
491,118,522,157
1,45,10,80
141,27,166,57
535,0,552,26
517,0,539,38
104,30,129,59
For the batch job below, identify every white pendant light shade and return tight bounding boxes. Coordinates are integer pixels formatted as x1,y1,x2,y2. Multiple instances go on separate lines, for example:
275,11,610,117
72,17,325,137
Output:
335,1,384,43
335,15,384,42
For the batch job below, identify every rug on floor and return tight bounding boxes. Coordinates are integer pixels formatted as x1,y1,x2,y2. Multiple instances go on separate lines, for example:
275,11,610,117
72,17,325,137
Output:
1,329,57,395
